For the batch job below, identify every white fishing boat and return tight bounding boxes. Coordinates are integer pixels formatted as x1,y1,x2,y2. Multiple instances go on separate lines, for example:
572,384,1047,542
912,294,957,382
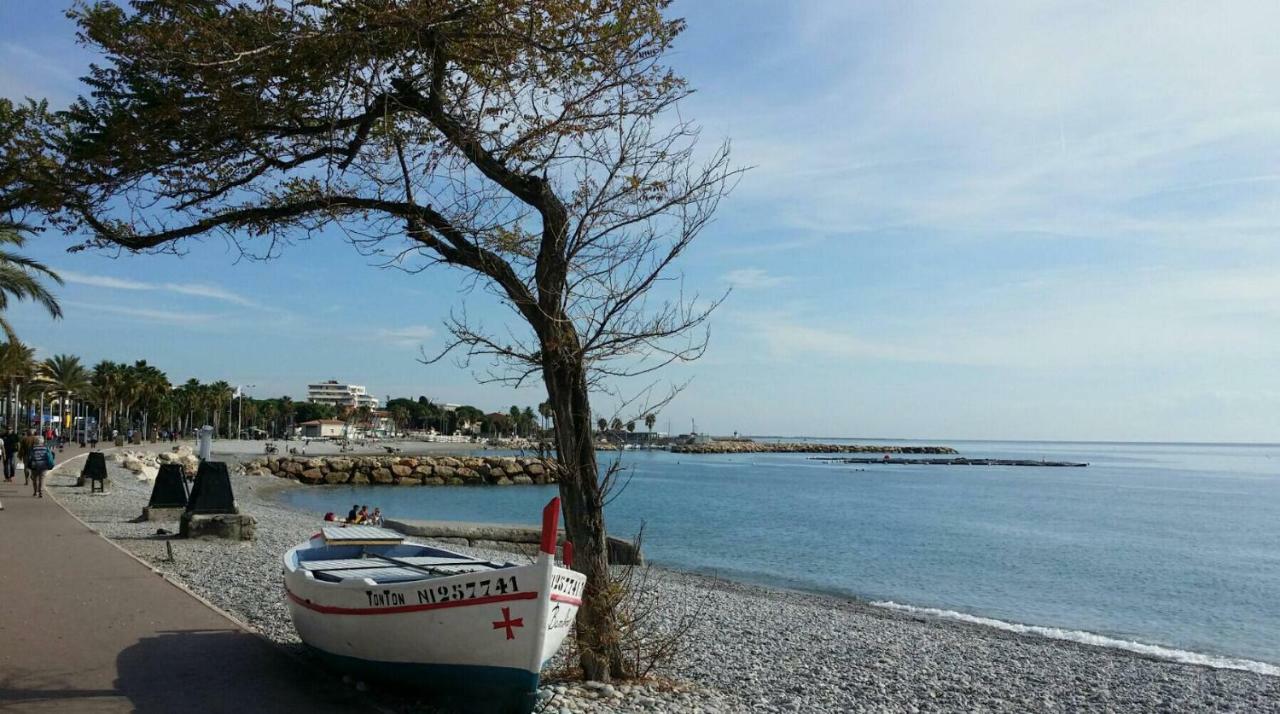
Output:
283,498,585,713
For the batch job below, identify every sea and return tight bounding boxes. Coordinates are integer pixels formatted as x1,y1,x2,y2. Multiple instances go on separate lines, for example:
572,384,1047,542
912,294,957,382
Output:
276,439,1280,674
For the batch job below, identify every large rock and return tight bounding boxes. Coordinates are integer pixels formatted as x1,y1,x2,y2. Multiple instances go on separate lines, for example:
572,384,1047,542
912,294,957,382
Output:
299,468,324,484
390,464,413,479
326,458,353,473
371,468,394,484
323,469,350,485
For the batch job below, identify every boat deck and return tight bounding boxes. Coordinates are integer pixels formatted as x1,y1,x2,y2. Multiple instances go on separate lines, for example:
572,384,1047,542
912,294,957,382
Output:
301,554,514,584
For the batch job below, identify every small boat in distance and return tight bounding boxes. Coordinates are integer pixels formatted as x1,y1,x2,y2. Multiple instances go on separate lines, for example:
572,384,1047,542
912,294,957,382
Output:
283,498,585,713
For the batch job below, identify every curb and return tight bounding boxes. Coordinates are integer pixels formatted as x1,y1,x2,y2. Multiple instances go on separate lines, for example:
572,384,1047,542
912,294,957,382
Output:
46,451,266,635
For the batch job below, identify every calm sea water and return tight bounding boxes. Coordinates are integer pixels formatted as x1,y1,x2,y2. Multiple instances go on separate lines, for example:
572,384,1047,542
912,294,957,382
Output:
277,440,1280,670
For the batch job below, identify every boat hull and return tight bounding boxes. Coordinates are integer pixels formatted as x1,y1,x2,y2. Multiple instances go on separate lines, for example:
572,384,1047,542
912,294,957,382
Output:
283,543,584,714
303,645,540,712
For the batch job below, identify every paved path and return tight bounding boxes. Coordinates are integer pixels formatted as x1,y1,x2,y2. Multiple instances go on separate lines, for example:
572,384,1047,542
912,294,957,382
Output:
0,448,365,713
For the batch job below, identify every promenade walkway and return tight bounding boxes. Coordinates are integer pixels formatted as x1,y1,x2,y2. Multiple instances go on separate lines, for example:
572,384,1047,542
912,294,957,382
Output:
0,447,364,713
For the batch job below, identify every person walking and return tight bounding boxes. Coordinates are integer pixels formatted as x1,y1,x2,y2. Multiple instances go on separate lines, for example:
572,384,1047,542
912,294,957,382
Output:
28,436,53,498
19,429,36,486
2,429,19,482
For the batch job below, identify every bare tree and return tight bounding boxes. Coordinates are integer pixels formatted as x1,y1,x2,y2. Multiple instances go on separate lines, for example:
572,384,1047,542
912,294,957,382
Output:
26,0,738,681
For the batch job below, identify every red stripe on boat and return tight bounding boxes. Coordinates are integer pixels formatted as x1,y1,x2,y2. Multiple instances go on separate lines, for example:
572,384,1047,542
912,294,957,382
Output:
550,594,582,606
541,497,560,555
287,588,537,615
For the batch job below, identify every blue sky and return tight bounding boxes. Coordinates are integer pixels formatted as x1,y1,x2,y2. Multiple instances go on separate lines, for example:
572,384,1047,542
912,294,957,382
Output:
2,1,1280,442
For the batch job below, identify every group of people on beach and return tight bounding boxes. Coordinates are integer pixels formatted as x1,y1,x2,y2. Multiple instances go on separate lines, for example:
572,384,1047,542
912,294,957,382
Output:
324,504,383,526
0,428,58,506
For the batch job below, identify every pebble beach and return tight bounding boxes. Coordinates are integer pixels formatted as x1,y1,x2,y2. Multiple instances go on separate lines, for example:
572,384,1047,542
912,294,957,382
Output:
49,450,1280,713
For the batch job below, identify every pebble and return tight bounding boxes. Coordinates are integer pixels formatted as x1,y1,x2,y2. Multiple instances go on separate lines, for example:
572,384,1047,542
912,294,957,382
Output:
51,452,1280,713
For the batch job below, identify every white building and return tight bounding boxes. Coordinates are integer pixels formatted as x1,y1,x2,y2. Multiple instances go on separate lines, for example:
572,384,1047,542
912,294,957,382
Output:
299,419,346,439
306,380,379,409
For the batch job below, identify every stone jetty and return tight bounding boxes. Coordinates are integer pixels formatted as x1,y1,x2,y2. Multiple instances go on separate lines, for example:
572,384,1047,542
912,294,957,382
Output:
245,455,558,486
671,441,958,455
815,456,1088,467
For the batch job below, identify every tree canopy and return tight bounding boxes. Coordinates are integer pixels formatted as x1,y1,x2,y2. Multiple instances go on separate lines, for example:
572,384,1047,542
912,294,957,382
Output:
14,0,737,681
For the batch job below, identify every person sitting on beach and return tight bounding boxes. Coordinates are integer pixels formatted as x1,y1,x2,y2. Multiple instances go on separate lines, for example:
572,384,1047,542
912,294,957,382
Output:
355,505,369,524
346,504,358,523
323,512,336,522
369,508,383,526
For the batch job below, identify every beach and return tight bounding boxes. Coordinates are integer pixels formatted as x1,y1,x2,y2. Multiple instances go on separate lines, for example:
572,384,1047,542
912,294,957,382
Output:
45,448,1280,713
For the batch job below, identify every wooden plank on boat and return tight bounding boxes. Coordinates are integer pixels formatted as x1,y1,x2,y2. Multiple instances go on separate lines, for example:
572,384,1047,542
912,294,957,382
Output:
323,566,427,582
301,558,397,572
394,556,501,568
321,526,404,545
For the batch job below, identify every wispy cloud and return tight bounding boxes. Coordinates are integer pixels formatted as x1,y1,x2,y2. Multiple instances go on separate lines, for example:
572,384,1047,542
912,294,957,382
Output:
62,300,222,324
59,269,258,307
740,265,1280,370
721,268,790,289
692,1,1280,247
375,326,436,347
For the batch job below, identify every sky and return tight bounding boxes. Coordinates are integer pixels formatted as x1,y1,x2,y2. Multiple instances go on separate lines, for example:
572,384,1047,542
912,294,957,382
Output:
2,1,1279,442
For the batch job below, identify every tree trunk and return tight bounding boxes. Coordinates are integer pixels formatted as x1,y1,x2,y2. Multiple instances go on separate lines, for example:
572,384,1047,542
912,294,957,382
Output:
542,344,627,682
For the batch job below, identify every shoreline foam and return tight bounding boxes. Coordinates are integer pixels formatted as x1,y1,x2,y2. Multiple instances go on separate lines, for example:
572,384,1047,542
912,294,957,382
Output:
870,601,1280,677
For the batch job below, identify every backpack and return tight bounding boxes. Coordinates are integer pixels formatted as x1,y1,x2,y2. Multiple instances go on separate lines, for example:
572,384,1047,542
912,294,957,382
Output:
43,448,55,469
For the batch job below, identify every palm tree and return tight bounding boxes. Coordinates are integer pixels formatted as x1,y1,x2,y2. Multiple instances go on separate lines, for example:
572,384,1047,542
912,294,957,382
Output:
280,395,295,436
391,405,410,436
130,360,170,439
208,381,233,437
91,360,124,432
0,340,36,428
644,412,657,436
173,378,203,435
508,405,522,437
40,354,89,436
596,417,608,433
538,401,553,434
0,222,62,341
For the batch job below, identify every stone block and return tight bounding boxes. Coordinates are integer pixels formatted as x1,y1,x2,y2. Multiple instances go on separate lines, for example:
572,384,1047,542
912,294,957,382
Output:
179,512,256,541
142,506,185,522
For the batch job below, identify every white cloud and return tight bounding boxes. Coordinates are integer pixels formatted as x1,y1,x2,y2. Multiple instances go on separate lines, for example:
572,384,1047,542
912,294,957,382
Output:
721,268,790,289
693,1,1280,246
741,265,1280,370
375,326,436,347
62,300,221,324
59,269,257,307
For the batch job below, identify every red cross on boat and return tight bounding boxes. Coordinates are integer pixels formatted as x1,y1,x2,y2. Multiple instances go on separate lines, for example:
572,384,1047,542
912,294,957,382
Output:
492,606,524,640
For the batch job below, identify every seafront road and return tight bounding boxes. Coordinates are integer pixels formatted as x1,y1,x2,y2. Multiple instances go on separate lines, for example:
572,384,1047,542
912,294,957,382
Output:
0,445,366,713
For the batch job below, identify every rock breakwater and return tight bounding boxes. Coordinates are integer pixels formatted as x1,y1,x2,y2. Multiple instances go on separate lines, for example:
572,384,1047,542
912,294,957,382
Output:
246,455,558,486
671,441,958,455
